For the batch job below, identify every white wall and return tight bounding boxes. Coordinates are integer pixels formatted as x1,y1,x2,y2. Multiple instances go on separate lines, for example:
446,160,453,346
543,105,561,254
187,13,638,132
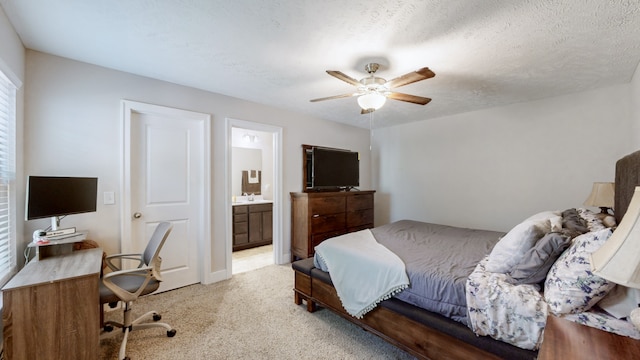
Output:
373,84,635,232
0,6,23,81
632,61,640,150
23,50,372,274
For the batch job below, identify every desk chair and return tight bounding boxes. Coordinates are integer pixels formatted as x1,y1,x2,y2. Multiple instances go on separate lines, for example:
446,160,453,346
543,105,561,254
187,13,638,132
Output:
100,222,177,360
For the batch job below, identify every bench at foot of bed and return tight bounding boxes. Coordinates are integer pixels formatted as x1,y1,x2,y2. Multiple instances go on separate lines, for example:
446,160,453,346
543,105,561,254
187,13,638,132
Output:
293,269,316,312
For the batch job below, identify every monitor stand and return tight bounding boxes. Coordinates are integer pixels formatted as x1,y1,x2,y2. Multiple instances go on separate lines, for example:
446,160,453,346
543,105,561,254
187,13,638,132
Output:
51,216,61,231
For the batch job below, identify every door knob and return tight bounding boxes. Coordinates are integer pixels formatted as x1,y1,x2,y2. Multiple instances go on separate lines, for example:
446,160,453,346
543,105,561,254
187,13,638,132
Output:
133,212,142,219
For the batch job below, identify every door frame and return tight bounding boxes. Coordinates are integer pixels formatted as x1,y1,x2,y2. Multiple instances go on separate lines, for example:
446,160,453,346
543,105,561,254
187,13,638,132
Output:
225,118,283,277
121,100,212,282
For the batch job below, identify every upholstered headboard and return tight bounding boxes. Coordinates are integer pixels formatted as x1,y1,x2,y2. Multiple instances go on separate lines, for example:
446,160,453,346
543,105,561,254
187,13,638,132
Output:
615,150,640,224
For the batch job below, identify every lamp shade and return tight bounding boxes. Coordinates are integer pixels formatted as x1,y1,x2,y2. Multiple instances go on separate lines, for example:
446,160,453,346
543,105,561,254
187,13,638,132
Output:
591,186,640,288
583,182,615,208
357,93,386,111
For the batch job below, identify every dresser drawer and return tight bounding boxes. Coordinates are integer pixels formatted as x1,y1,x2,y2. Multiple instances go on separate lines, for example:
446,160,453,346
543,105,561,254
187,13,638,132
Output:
311,213,346,234
311,230,347,248
347,194,373,211
310,196,345,215
347,208,373,228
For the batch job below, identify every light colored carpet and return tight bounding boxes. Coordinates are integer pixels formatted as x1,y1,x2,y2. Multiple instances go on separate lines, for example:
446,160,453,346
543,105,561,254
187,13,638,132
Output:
100,264,416,360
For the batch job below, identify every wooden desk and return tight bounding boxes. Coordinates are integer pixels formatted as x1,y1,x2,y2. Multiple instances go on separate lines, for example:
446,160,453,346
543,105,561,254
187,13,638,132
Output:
538,315,640,359
2,248,103,360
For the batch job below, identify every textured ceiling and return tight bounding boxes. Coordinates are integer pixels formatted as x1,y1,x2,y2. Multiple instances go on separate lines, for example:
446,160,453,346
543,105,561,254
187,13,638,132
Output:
2,0,640,129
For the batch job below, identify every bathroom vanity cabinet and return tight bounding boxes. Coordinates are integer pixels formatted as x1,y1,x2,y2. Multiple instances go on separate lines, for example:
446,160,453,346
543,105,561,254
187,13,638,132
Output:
233,202,273,251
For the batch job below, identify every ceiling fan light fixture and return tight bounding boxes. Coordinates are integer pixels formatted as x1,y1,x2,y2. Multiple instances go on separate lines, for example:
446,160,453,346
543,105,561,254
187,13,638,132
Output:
357,92,386,111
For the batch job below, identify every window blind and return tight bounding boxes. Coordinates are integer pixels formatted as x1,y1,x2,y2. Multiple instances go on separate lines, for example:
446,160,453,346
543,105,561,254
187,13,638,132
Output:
0,69,17,286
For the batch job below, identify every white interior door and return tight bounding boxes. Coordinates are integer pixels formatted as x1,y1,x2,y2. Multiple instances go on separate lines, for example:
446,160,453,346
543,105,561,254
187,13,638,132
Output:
125,103,208,292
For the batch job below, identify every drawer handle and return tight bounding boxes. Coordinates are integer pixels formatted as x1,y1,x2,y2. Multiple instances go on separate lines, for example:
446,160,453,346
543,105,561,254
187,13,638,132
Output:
313,214,320,218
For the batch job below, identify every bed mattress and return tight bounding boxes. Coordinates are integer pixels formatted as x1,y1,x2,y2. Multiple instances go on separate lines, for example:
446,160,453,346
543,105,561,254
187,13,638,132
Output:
371,220,504,324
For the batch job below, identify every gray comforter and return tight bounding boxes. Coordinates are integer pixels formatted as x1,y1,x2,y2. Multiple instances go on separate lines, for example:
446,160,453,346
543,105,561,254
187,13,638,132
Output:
370,220,504,325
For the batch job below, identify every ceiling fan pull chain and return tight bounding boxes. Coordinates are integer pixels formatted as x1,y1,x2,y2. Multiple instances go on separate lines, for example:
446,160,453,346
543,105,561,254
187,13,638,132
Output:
369,111,374,151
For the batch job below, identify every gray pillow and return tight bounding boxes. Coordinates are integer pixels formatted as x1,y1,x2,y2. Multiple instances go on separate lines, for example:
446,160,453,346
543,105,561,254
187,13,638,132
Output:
561,208,589,237
506,232,571,285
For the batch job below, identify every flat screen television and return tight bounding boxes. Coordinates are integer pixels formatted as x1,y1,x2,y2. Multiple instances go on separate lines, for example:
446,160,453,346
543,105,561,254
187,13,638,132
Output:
25,176,98,230
306,147,359,190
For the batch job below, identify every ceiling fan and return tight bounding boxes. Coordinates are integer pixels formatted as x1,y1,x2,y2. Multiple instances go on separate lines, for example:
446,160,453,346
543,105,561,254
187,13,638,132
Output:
310,63,435,114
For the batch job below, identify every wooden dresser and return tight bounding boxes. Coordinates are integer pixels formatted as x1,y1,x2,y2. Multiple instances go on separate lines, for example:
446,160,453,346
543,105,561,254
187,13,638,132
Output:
290,190,375,260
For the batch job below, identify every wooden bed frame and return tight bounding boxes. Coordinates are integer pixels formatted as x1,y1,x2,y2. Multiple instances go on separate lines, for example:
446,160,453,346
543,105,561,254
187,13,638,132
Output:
292,150,640,360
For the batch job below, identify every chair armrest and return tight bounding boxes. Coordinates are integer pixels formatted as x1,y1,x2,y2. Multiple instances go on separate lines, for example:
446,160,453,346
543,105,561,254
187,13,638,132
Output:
104,253,144,271
102,266,154,303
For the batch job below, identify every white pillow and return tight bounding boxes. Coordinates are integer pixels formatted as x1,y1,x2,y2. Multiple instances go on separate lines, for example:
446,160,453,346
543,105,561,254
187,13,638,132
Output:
525,210,562,231
485,219,550,273
525,210,560,222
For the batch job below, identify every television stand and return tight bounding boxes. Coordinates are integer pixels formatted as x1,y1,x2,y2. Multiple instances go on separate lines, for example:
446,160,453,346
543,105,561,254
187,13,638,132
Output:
290,190,375,261
27,230,88,260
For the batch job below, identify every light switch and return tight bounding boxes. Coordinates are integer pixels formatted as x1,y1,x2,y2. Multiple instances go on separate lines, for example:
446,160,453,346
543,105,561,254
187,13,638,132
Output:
104,191,115,205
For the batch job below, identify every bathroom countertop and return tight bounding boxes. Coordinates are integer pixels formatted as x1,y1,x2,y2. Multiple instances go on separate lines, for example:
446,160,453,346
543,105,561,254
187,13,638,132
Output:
232,200,273,206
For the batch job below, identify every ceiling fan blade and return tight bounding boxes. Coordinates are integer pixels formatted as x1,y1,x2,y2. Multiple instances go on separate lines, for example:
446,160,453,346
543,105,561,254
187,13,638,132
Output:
310,93,358,102
361,108,375,115
387,92,432,105
327,70,361,86
386,67,435,89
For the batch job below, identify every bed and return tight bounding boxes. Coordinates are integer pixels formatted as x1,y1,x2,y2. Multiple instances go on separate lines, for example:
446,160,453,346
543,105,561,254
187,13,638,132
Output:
291,150,640,360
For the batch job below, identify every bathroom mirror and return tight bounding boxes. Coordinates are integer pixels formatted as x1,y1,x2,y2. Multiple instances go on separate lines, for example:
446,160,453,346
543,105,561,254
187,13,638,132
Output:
232,147,262,196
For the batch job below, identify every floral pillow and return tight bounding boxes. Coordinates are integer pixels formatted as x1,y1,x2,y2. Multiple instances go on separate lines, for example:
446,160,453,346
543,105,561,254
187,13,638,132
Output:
577,208,612,232
544,228,615,315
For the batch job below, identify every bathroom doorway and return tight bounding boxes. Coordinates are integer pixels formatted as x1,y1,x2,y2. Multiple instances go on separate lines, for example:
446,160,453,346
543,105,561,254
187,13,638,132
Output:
225,118,283,277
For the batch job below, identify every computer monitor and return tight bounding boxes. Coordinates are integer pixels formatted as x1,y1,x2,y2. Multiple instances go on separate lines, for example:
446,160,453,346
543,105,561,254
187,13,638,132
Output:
25,176,98,230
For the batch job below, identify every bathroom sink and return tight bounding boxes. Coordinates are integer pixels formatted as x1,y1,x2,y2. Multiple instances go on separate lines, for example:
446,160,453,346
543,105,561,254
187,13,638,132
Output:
234,199,272,204
232,196,272,205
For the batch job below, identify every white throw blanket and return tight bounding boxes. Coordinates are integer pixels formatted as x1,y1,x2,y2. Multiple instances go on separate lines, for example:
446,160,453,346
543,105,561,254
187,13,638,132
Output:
314,229,410,319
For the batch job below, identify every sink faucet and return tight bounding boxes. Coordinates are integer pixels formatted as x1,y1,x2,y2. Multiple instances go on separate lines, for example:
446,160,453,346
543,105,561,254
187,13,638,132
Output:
249,193,255,201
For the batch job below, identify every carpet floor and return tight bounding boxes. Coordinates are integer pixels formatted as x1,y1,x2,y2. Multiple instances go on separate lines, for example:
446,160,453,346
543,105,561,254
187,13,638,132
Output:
99,263,416,360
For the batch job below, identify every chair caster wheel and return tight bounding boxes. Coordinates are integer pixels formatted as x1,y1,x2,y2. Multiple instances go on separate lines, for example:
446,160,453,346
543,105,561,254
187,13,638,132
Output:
153,313,162,321
167,329,177,337
104,324,114,332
